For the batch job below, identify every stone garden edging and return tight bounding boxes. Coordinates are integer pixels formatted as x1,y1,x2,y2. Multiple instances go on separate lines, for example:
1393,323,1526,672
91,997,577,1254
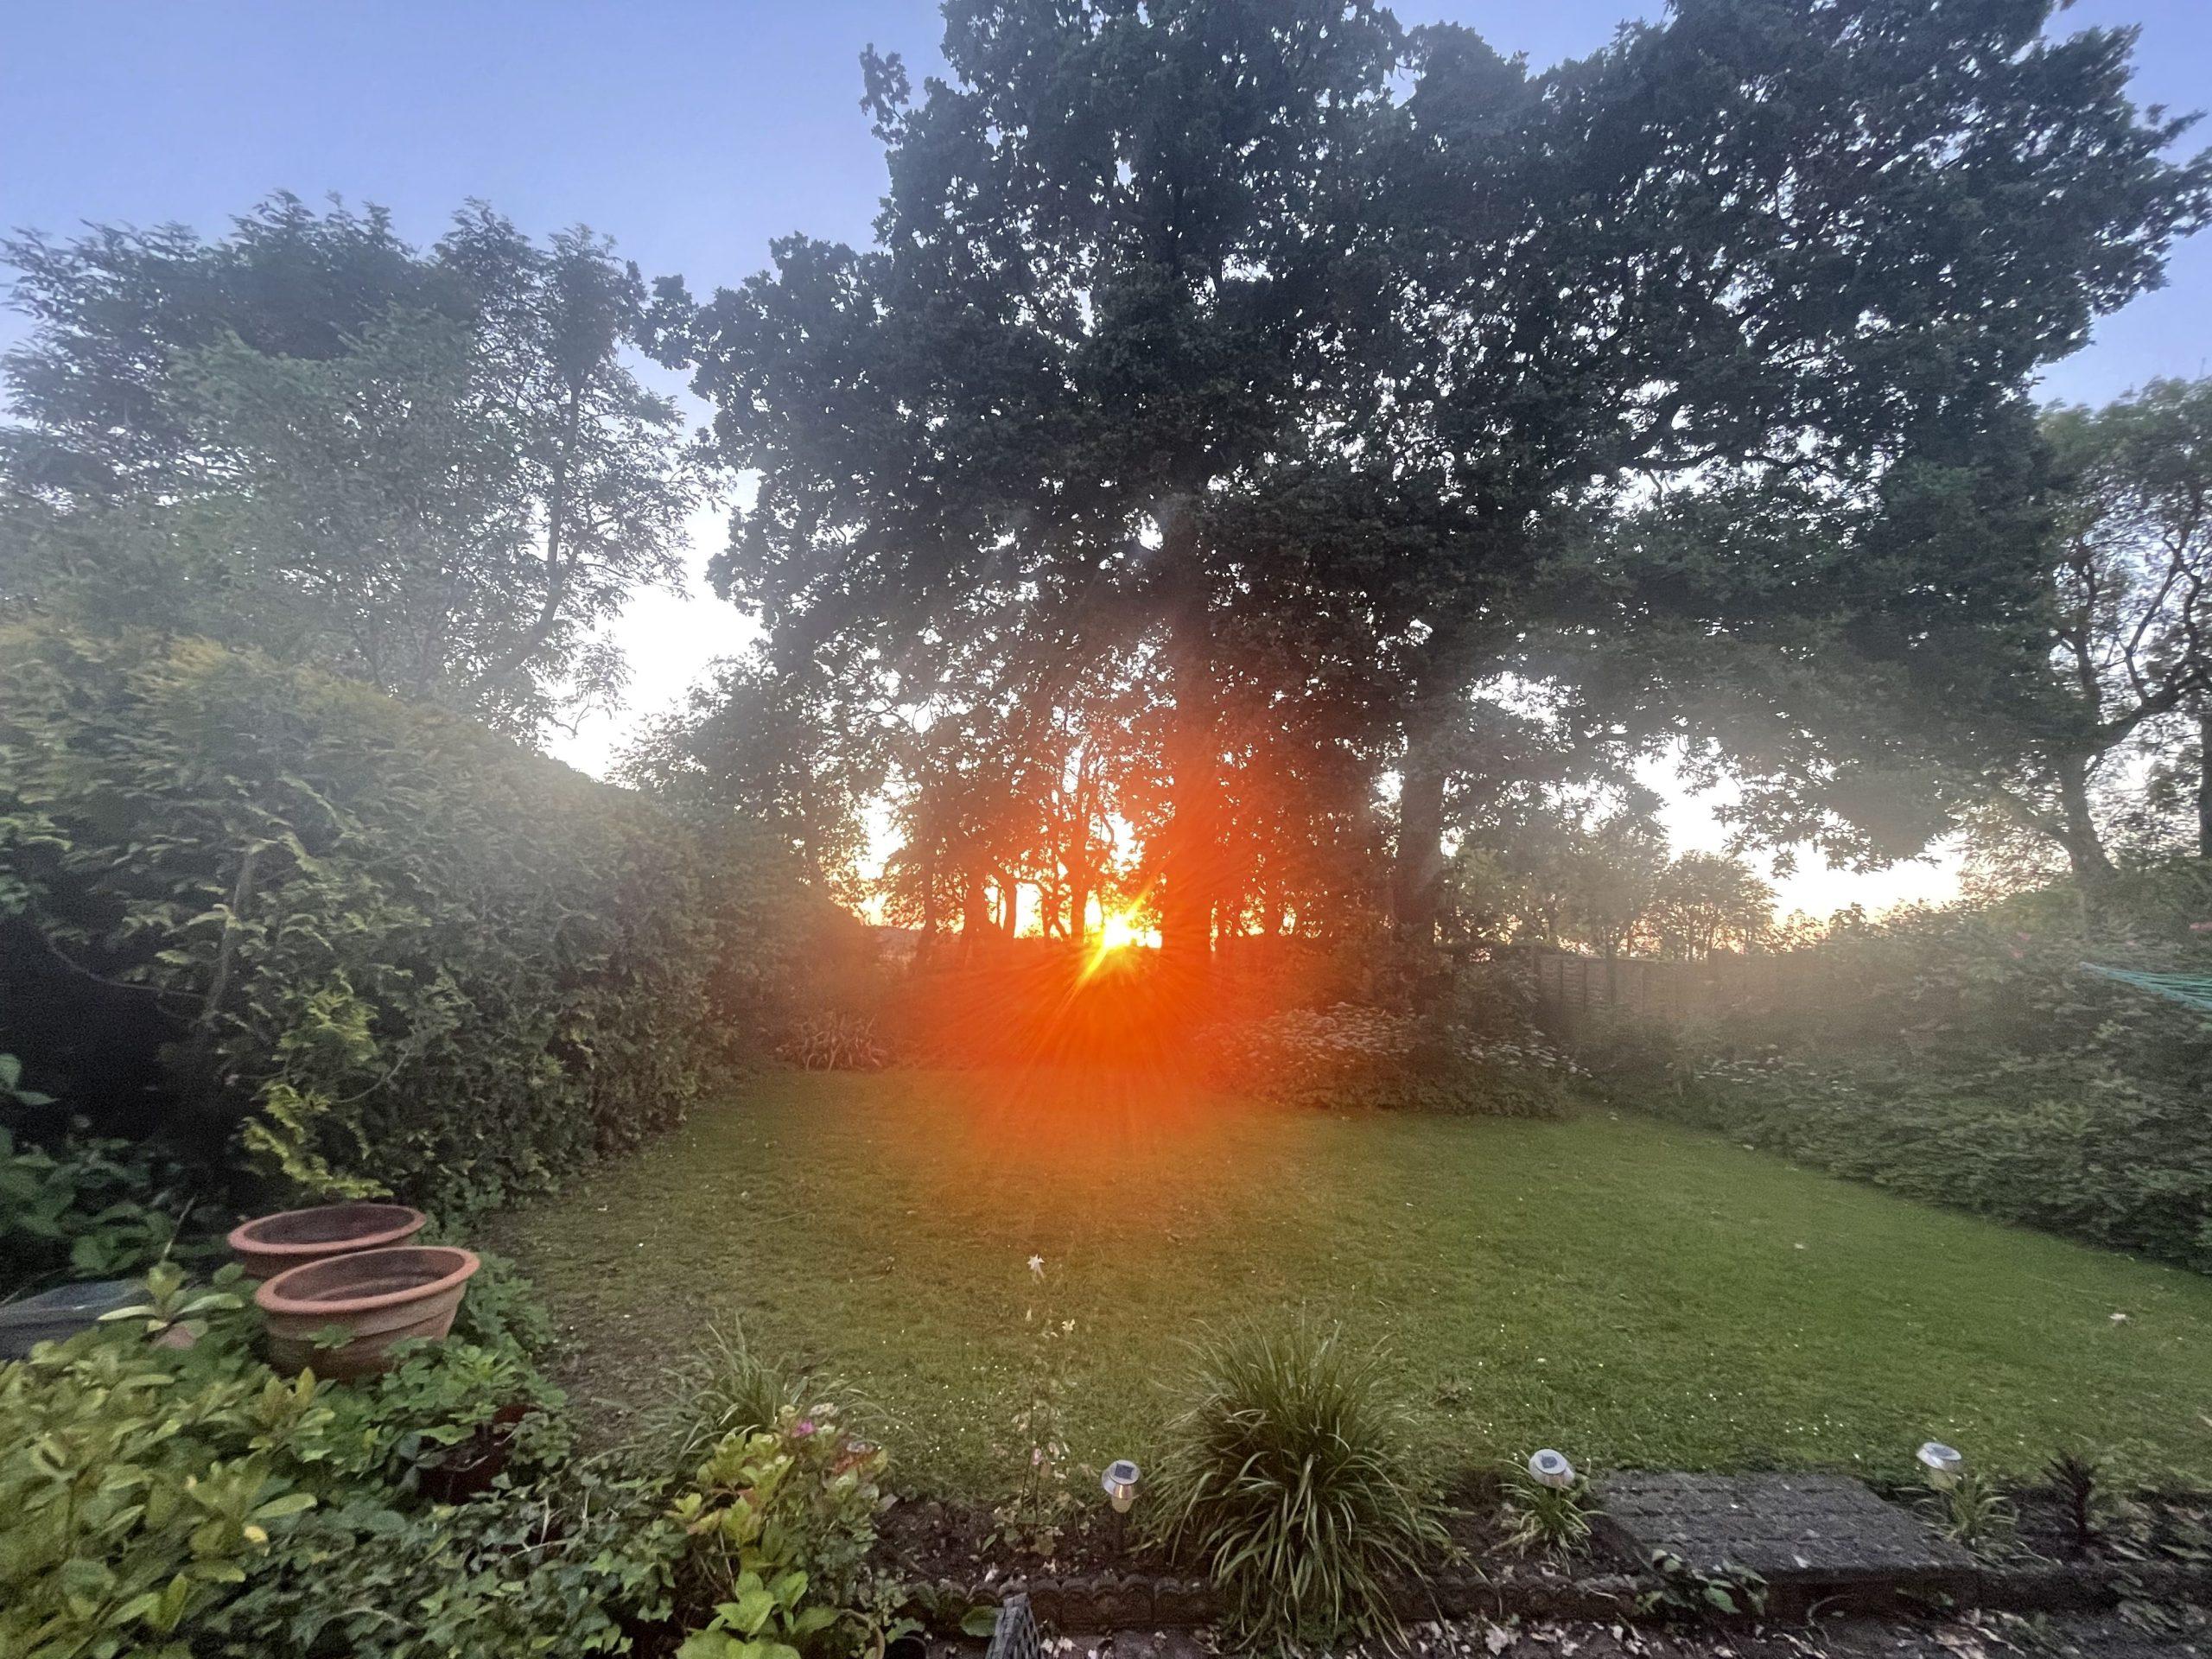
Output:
928,1472,2212,1633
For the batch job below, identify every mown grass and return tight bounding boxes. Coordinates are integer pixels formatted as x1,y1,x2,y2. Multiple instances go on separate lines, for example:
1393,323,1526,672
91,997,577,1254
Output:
491,1068,2212,1496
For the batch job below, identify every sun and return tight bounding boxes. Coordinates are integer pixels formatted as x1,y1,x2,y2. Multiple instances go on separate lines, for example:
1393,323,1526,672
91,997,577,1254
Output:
1097,908,1143,952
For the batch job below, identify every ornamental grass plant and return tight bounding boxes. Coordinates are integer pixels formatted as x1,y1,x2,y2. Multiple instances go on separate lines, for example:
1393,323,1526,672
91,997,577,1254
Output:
1150,1318,1452,1654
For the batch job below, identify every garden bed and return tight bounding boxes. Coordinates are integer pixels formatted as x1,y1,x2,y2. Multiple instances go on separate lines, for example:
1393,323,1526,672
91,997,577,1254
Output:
879,1475,2212,1632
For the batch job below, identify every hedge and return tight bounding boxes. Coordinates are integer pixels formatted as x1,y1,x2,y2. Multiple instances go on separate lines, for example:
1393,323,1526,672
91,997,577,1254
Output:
1582,904,2212,1274
0,623,798,1214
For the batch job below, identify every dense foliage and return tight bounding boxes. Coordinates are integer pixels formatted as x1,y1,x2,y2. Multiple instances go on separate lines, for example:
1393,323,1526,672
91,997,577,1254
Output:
0,196,708,739
0,1259,687,1659
0,623,803,1214
670,1406,893,1659
0,1246,916,1659
1588,893,2212,1273
1205,999,1575,1118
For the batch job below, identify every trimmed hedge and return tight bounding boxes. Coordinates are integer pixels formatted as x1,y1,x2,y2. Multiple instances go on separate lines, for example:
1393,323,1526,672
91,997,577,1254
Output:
0,624,796,1214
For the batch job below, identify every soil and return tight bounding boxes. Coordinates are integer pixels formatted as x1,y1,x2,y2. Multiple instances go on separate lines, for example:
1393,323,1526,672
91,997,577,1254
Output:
1006,1604,2212,1656
878,1493,1166,1584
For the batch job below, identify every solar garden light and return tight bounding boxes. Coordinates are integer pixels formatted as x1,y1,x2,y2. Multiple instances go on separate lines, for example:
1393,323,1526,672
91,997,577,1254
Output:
1529,1449,1577,1491
1102,1459,1141,1552
1917,1441,1965,1491
1102,1459,1141,1511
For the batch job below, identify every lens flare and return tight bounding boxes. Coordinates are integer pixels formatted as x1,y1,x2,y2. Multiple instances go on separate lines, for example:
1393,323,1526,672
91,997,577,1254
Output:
1096,908,1143,953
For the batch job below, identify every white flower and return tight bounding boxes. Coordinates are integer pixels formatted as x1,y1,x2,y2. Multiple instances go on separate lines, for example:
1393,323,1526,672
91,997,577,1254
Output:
1028,1254,1045,1278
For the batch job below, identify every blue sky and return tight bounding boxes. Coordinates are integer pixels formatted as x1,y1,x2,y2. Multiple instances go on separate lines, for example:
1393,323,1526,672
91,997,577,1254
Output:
6,0,2210,913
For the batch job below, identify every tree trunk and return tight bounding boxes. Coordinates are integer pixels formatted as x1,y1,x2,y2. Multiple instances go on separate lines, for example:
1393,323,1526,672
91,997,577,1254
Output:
1393,642,1465,947
916,849,941,969
2056,754,2119,892
2199,705,2212,861
1157,501,1222,968
1068,867,1091,944
1394,734,1447,948
960,871,991,959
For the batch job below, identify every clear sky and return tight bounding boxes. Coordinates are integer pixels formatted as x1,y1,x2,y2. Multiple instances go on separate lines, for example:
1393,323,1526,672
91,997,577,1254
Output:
6,0,2210,917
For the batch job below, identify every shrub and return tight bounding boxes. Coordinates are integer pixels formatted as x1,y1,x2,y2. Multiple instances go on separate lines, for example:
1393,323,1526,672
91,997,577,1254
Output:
207,1464,682,1659
0,623,800,1213
780,1011,888,1071
0,1121,195,1290
0,1279,323,1658
1150,1319,1452,1654
1209,1000,1572,1117
670,1405,891,1657
1587,901,2212,1274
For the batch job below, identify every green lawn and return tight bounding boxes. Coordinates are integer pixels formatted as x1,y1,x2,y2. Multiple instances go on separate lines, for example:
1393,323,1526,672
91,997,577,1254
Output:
491,1069,2212,1497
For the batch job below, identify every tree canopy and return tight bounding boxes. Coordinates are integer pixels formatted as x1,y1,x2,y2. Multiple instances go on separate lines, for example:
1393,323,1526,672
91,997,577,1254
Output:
1,195,710,737
652,0,2209,955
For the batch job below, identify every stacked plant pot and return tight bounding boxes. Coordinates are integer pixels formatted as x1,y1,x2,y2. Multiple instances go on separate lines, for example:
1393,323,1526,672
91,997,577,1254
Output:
229,1202,479,1380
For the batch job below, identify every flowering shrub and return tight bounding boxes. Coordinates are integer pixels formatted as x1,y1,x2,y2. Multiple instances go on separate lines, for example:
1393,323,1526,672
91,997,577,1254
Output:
992,1255,1078,1556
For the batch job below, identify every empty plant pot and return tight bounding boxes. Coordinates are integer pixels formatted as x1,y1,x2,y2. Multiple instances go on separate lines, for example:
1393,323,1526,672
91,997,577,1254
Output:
227,1201,428,1280
256,1245,480,1379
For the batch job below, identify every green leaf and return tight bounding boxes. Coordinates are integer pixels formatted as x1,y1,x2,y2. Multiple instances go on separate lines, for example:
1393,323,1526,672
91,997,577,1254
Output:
731,1586,776,1636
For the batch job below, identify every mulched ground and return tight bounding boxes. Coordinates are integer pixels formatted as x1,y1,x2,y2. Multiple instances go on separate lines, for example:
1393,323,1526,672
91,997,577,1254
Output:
988,1604,2212,1657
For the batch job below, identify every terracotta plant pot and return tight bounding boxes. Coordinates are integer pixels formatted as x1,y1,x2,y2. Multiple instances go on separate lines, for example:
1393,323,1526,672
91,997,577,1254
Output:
256,1245,480,1379
227,1201,428,1280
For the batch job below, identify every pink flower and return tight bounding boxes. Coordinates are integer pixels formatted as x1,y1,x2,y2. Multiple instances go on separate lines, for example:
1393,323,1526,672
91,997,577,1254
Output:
2190,921,2212,933
793,1419,817,1438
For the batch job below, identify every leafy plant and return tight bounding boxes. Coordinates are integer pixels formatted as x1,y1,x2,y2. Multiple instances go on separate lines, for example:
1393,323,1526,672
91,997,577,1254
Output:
444,1246,557,1359
1936,1466,2018,1551
1150,1318,1452,1654
0,1122,188,1289
0,1304,321,1658
100,1257,245,1344
2044,1449,2106,1554
209,1466,684,1659
780,1012,888,1071
0,1052,53,1108
1500,1461,1594,1559
671,1408,890,1658
1634,1548,1767,1622
2,1248,683,1659
293,1338,563,1489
